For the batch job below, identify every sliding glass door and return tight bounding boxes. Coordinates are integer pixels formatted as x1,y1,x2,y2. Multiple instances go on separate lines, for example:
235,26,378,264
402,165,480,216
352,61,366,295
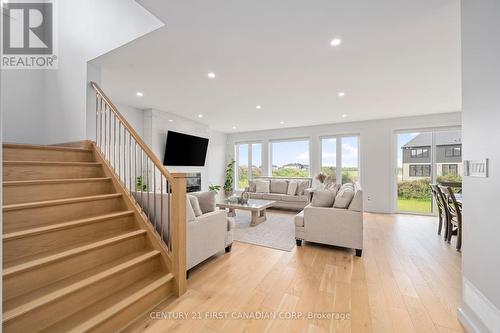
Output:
396,132,433,213
395,128,462,214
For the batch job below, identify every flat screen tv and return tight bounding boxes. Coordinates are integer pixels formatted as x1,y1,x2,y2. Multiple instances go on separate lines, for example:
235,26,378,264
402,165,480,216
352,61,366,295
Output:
163,131,209,166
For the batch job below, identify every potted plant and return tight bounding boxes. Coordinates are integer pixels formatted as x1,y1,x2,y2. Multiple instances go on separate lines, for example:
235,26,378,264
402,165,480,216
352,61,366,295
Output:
224,160,235,197
208,184,221,193
136,176,148,191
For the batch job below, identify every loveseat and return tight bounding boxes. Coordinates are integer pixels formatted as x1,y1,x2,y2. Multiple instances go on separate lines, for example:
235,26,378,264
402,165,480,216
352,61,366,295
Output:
295,182,364,256
245,176,312,210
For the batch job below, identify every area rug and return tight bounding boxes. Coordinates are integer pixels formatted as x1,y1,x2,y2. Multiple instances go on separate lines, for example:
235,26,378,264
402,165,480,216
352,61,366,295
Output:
232,210,296,251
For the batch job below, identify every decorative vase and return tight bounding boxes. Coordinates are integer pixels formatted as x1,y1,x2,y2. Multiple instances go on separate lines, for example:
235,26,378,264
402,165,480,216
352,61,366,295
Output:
239,191,249,204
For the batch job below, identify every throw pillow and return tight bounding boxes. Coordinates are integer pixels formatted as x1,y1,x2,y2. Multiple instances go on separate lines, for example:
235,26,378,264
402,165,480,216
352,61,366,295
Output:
186,195,196,222
270,179,288,194
348,190,363,211
333,187,355,209
339,182,354,191
192,191,216,214
326,182,341,192
297,180,310,195
248,180,257,192
311,189,336,207
324,184,339,198
255,180,270,193
188,195,203,217
287,181,298,195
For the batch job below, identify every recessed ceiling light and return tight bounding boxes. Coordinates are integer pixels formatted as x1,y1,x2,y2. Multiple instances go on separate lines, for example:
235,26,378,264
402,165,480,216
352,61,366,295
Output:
280,121,285,125
338,92,345,97
232,126,237,129
256,105,262,110
342,114,348,118
207,72,216,79
330,38,342,47
198,114,204,118
136,92,144,97
168,119,173,122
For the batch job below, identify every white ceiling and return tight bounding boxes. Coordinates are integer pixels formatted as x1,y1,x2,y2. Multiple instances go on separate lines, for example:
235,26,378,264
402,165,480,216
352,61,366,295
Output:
91,0,461,133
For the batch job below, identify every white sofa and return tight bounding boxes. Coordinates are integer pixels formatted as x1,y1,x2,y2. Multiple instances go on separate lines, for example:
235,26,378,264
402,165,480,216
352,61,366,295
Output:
133,191,233,274
294,183,364,256
245,176,312,210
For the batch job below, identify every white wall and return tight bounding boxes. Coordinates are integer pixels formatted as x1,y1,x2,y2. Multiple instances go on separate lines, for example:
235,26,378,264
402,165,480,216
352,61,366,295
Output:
227,112,461,213
2,0,163,144
1,70,46,143
459,1,500,332
115,103,144,137
142,109,227,193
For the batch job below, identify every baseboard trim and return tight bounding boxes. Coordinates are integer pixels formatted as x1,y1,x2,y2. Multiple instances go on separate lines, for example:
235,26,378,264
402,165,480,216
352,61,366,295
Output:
458,278,500,332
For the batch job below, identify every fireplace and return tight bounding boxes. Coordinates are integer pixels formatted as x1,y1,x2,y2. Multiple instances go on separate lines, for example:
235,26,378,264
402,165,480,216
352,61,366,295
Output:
185,173,201,193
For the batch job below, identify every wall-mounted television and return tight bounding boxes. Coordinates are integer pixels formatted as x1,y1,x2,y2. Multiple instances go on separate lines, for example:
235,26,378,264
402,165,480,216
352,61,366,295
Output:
163,131,209,166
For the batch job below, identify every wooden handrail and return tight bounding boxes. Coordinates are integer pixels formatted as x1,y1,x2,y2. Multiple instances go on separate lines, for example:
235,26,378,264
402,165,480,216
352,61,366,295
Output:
90,81,174,183
91,81,187,296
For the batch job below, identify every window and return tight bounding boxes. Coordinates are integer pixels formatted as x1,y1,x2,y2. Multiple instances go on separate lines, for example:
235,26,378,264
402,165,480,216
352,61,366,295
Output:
321,135,360,184
235,142,262,189
271,139,310,177
442,164,458,176
445,146,461,157
410,148,429,158
341,136,359,183
409,165,431,177
321,138,337,182
251,143,262,178
236,144,249,189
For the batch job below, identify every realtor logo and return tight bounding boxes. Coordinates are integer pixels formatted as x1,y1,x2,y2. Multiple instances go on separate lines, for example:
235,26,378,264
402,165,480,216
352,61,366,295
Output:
1,0,58,69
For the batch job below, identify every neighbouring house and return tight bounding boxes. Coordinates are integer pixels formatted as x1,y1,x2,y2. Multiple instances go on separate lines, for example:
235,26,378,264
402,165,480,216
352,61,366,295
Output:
282,163,309,170
402,132,462,180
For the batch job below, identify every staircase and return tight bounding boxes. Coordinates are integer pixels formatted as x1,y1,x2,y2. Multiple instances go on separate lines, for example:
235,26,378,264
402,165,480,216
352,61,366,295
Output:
1,143,174,332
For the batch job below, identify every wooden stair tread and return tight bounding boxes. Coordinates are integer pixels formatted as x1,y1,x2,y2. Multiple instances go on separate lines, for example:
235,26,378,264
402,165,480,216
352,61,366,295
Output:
3,229,147,276
43,272,174,333
3,177,112,186
3,161,101,166
3,250,161,320
2,141,181,332
3,193,122,211
3,211,135,241
3,143,93,153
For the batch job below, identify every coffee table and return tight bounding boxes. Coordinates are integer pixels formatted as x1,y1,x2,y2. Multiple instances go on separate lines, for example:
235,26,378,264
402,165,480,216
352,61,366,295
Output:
216,199,275,226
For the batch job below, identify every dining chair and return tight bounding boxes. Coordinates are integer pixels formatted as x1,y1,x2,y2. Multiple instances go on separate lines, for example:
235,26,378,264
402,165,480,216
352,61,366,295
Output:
431,184,449,239
439,185,462,251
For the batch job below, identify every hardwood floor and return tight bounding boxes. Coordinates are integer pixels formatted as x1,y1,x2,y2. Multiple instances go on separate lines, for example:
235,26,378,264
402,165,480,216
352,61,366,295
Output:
127,211,465,333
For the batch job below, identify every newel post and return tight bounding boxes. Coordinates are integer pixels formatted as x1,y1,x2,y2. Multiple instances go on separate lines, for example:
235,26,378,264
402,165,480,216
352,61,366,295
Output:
171,173,187,296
